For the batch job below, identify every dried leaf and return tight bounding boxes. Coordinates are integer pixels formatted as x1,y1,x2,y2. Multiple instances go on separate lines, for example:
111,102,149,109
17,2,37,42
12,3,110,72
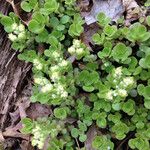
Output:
77,0,90,11
26,103,52,120
9,109,20,126
3,122,29,140
122,0,144,25
0,131,5,142
80,23,99,48
20,140,34,150
84,0,125,25
85,125,98,150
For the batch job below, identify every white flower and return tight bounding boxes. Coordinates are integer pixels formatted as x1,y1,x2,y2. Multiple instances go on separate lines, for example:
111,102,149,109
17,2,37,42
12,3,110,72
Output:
113,79,117,83
18,24,25,32
114,67,122,77
104,62,109,67
8,33,17,41
107,146,111,150
68,47,75,54
52,51,60,58
59,60,68,67
76,48,84,55
51,72,60,81
123,77,134,87
33,59,43,70
73,39,80,47
113,91,118,97
18,32,26,40
51,65,59,72
61,91,68,98
106,90,113,100
12,23,18,30
117,89,127,97
51,94,57,98
41,84,53,93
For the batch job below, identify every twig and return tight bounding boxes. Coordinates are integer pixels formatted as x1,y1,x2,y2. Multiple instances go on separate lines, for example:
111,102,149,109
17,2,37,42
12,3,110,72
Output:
75,138,80,150
5,0,29,25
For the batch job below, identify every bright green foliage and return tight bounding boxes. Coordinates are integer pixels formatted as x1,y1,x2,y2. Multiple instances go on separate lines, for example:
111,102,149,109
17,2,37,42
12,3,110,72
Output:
28,12,46,33
77,70,99,92
129,137,150,150
145,0,150,6
65,0,76,5
68,14,84,37
146,16,150,26
21,118,34,134
21,0,37,12
0,15,15,32
97,12,111,27
43,0,59,14
111,43,132,62
126,23,150,42
112,122,129,140
98,41,112,58
122,99,135,115
2,1,150,149
103,25,118,40
92,33,105,45
54,108,67,119
92,135,114,150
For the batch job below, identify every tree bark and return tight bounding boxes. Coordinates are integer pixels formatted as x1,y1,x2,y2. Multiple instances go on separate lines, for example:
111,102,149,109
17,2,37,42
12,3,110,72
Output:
0,0,31,130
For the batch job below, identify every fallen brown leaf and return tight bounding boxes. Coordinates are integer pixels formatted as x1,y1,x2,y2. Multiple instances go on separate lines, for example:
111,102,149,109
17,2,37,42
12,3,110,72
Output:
26,103,52,120
85,125,98,150
84,0,125,25
2,122,29,140
122,0,145,25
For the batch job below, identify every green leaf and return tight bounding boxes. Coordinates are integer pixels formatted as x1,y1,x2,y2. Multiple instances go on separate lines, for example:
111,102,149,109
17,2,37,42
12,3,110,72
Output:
50,17,59,28
112,103,121,111
21,1,32,12
1,16,14,26
92,136,114,150
71,128,79,138
97,12,111,27
44,0,59,13
139,55,150,69
83,85,94,92
60,15,70,24
104,25,117,37
79,134,87,142
126,22,150,42
92,33,105,45
54,108,67,119
21,118,33,134
111,43,132,62
28,20,44,33
122,99,135,115
146,16,150,26
78,121,87,132
1,16,14,32
96,118,107,128
144,99,150,109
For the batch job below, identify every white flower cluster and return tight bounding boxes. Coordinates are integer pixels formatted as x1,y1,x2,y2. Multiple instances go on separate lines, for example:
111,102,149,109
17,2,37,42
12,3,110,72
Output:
106,88,127,100
55,83,68,98
8,23,26,42
113,67,122,78
68,39,85,58
33,58,43,70
49,57,70,99
106,68,135,100
32,125,46,149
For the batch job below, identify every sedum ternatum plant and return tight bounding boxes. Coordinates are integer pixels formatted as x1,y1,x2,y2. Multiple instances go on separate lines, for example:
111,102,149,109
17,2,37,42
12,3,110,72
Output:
1,0,150,149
